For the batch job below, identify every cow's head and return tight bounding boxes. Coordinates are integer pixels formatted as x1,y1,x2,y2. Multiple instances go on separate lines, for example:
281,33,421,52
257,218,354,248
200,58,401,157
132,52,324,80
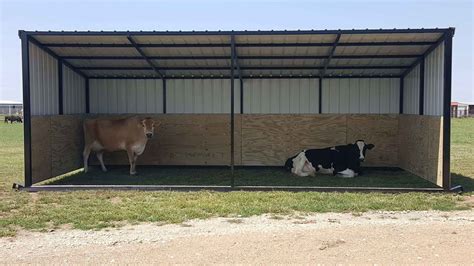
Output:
354,140,375,162
141,117,158,139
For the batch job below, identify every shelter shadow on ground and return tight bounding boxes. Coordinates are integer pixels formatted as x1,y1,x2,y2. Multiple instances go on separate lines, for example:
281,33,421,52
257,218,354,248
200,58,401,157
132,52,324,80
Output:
44,166,438,188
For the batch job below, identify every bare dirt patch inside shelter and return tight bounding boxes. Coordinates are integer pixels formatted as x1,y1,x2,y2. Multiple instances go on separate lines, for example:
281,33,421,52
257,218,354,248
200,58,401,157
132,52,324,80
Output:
1,210,473,264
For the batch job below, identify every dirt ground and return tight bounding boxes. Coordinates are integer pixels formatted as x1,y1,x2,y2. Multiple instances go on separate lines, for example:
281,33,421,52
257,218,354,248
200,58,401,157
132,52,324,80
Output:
1,211,473,264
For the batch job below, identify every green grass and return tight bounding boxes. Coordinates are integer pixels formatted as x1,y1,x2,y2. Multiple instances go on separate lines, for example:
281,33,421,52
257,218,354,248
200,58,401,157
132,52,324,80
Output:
451,118,474,192
0,116,472,237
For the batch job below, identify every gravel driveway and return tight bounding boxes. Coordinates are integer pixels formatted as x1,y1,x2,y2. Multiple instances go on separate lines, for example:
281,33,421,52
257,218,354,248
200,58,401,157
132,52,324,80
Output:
1,211,473,264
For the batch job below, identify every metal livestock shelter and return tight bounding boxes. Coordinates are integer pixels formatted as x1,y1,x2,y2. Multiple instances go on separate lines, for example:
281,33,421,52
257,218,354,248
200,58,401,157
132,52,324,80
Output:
17,28,459,192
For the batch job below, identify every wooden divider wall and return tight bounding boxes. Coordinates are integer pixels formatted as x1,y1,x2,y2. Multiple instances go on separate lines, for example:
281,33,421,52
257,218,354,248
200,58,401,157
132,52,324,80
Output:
241,114,399,166
399,115,443,186
94,114,240,166
31,115,83,183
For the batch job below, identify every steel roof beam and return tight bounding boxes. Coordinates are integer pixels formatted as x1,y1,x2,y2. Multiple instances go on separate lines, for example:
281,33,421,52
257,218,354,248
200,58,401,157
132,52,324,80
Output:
230,35,242,82
88,75,401,80
320,33,342,78
44,41,436,48
61,54,420,60
126,36,164,78
78,65,408,71
401,30,454,77
27,37,87,79
21,28,453,36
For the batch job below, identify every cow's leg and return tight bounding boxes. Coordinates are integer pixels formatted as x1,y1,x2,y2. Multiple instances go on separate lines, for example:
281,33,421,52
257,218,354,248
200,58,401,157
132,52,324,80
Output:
127,149,137,175
83,145,92,173
96,151,107,172
337,168,356,178
132,153,139,174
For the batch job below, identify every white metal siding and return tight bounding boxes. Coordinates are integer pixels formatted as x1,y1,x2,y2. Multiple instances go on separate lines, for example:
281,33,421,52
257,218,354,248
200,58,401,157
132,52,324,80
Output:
243,79,319,114
322,78,399,114
167,79,240,114
62,65,86,114
424,43,444,116
403,65,420,114
29,42,58,115
89,79,164,113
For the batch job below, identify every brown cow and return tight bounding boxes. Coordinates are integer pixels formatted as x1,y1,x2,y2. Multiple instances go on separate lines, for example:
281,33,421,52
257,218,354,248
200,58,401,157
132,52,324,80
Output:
83,117,159,175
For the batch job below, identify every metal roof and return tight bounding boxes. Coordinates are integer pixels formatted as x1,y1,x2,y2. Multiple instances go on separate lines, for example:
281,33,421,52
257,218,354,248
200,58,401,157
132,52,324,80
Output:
20,28,455,79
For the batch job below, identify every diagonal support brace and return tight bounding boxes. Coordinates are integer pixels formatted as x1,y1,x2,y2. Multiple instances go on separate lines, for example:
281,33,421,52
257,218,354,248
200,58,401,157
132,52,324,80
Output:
320,33,342,78
127,35,165,78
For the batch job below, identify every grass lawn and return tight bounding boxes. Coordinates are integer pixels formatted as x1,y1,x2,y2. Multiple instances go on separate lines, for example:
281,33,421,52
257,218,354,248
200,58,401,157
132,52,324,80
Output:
0,116,473,237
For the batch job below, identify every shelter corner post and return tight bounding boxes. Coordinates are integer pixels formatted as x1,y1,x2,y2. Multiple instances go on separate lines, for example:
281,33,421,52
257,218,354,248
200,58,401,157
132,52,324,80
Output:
442,31,453,190
20,31,32,187
230,35,236,187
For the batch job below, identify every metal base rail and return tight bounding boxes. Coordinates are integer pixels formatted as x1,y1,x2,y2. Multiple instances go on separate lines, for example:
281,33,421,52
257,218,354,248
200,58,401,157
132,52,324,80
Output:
17,184,450,193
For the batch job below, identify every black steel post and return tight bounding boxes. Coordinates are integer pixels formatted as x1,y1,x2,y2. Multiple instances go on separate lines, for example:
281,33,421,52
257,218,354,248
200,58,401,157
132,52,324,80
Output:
163,79,167,113
419,58,425,115
443,34,453,190
58,59,63,114
230,35,236,187
20,31,32,187
319,78,323,113
85,78,90,113
399,77,404,114
240,79,243,114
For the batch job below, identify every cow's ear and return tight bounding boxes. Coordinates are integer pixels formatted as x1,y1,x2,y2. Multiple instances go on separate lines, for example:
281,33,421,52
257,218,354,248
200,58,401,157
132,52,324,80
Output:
366,144,375,150
155,121,161,127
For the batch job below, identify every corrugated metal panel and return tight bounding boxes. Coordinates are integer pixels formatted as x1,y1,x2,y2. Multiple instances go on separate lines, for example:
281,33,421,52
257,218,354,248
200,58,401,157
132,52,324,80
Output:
335,45,428,56
330,58,415,66
324,68,402,76
84,69,158,78
239,47,331,56
29,42,58,115
134,35,229,44
36,35,130,44
62,65,86,114
403,65,420,114
424,43,444,116
167,79,240,113
236,34,337,43
89,79,163,113
51,47,139,57
322,78,399,114
339,32,441,43
243,79,319,114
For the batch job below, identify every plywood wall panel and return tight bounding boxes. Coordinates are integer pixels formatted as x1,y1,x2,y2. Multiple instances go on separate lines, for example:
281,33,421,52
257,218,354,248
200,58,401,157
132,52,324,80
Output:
347,114,399,166
31,117,52,183
50,116,84,177
94,114,239,166
31,115,84,184
241,114,346,166
399,115,443,186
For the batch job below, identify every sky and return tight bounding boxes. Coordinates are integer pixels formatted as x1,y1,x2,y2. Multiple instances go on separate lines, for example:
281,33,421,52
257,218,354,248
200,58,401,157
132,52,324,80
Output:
0,0,473,102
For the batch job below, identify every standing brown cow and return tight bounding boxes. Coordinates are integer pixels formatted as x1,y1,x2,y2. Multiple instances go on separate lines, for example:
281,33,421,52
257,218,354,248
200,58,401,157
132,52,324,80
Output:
83,117,159,175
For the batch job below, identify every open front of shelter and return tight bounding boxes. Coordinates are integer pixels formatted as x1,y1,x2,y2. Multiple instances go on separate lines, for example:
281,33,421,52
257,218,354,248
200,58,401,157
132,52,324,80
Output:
18,28,455,192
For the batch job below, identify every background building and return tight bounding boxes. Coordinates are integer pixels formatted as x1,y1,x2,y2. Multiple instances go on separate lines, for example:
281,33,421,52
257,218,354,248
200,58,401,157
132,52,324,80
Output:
451,102,470,117
0,100,23,115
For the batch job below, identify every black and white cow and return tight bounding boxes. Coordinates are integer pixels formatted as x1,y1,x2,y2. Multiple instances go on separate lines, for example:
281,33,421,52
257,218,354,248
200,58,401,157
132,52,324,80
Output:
284,140,375,178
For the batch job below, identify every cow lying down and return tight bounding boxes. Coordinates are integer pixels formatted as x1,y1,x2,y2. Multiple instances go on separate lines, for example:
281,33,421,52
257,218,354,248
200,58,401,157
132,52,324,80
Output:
83,116,159,175
284,140,375,178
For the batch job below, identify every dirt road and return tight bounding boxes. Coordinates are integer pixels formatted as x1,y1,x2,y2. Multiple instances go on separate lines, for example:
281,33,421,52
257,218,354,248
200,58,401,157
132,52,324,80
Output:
1,211,473,264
